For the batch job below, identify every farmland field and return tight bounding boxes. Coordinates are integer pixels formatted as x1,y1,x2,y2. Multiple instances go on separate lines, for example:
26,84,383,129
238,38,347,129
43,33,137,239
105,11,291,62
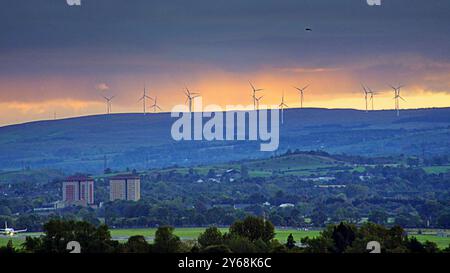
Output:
423,165,450,174
2,228,449,250
109,227,322,242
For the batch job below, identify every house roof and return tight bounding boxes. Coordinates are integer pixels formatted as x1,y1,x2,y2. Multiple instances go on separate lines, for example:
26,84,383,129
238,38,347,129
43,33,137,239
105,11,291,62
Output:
109,174,140,180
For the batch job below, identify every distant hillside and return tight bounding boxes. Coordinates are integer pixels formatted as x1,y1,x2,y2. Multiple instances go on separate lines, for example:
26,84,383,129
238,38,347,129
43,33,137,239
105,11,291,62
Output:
0,107,449,173
157,151,346,178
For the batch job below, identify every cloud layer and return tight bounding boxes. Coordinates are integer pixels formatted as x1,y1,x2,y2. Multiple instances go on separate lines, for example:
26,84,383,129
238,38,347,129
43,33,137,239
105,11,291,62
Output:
0,0,449,125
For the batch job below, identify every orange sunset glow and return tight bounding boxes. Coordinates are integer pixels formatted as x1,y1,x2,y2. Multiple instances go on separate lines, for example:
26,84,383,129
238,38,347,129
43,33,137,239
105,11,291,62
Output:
1,1,449,126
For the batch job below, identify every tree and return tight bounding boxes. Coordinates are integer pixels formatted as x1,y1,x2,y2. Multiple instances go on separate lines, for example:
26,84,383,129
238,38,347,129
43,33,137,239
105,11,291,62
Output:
437,210,450,228
240,165,249,179
0,240,15,254
395,213,422,228
406,157,420,167
202,245,232,253
198,227,223,248
153,226,182,253
0,205,11,216
223,234,258,253
422,241,439,253
331,222,356,253
406,237,425,253
23,236,43,253
123,235,150,253
368,210,388,225
286,233,296,249
31,220,117,253
311,209,327,227
230,216,275,242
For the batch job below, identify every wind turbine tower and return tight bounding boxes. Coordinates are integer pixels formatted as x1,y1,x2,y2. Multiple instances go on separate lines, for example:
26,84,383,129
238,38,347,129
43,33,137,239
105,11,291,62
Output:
249,81,263,110
150,96,163,112
362,84,371,113
368,87,377,111
293,84,309,108
253,95,263,110
279,91,289,124
102,95,114,114
391,85,406,117
139,85,153,114
184,87,200,112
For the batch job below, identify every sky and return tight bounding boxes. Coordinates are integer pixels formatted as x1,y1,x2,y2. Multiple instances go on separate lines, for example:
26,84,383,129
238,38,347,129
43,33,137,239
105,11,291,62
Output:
0,0,449,125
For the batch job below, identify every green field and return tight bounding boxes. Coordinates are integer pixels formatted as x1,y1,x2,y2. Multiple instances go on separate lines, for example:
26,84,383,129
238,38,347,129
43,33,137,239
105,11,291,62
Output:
109,227,322,242
156,153,346,178
423,165,450,174
2,228,449,250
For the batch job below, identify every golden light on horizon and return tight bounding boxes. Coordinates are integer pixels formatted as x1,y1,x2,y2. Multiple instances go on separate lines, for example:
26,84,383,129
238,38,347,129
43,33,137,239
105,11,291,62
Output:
1,67,450,126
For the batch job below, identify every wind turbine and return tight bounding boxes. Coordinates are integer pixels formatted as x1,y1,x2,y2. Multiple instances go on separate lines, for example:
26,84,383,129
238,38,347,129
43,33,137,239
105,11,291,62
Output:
150,96,163,112
138,85,153,114
249,81,263,110
390,85,406,117
293,84,309,108
367,86,377,111
184,87,200,112
253,95,264,110
102,95,114,114
279,91,289,124
362,84,371,113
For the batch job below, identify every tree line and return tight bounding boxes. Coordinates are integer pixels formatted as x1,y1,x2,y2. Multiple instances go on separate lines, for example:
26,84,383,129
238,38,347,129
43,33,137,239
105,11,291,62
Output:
1,217,449,254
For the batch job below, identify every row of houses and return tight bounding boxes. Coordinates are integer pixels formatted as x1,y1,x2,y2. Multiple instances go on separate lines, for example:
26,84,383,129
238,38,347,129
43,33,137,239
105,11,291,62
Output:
62,175,141,207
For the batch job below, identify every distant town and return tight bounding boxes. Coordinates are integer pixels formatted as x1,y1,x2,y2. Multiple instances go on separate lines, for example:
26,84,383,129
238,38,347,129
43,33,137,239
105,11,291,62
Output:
34,175,141,212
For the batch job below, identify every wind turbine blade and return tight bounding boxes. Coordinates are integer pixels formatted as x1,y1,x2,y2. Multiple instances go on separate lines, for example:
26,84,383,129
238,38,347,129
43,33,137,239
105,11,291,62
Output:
249,81,256,91
399,96,406,102
157,106,162,110
389,84,398,91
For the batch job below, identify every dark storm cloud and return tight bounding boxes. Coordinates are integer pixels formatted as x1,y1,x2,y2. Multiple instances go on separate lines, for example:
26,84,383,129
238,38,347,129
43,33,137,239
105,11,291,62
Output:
0,0,449,103
1,0,449,71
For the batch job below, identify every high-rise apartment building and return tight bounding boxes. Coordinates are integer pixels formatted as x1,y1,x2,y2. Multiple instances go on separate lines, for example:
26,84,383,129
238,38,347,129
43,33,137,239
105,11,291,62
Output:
109,175,140,201
62,176,94,206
